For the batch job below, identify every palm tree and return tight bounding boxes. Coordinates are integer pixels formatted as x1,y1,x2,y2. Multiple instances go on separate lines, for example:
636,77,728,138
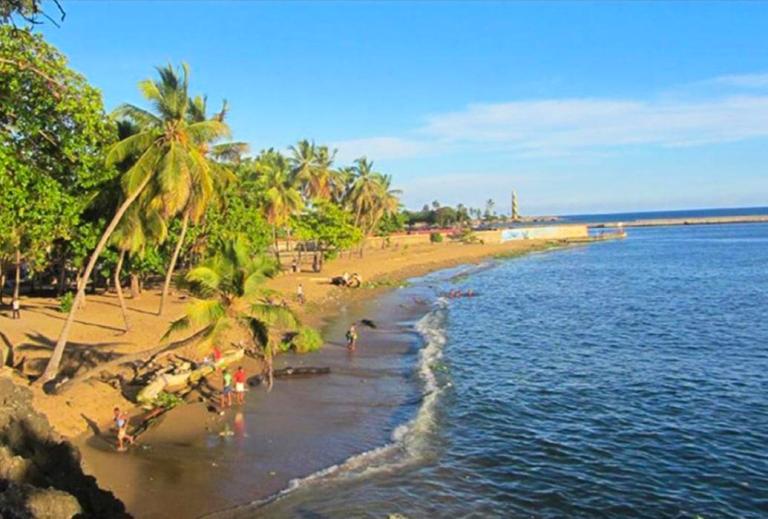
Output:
255,150,304,261
288,140,337,201
164,237,297,390
153,94,239,316
348,157,382,229
41,63,230,382
362,174,401,236
332,165,355,206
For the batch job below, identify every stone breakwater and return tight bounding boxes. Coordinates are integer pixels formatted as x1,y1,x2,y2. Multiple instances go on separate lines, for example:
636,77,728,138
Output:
591,215,768,228
0,376,127,518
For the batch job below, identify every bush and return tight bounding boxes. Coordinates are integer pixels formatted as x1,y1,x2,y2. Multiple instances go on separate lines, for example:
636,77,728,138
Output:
454,228,480,244
58,292,74,313
430,232,444,243
281,326,324,354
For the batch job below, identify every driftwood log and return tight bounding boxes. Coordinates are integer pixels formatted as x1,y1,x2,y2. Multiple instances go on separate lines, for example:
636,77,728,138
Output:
136,349,245,405
248,366,331,386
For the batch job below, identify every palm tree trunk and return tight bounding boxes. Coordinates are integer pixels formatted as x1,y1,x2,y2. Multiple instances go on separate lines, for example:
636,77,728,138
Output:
13,248,21,308
115,249,129,332
130,273,140,299
57,256,66,296
40,171,153,383
159,209,190,316
0,259,5,305
272,224,280,263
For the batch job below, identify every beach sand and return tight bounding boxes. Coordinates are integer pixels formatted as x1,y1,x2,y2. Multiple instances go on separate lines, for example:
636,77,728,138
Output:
1,238,584,516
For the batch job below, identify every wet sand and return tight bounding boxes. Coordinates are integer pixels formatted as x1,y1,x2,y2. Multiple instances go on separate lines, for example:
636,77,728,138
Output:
75,279,438,518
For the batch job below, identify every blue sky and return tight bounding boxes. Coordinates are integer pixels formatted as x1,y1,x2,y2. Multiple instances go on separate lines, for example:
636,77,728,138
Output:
42,1,768,215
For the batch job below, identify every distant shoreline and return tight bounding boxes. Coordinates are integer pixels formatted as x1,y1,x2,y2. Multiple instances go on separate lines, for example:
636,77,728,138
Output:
588,215,768,228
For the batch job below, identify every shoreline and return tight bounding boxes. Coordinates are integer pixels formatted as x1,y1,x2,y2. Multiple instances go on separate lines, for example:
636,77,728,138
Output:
74,238,591,517
4,237,600,517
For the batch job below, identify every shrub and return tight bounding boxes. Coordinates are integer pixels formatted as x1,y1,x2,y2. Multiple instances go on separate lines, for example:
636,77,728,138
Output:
282,326,324,354
430,232,444,243
154,391,184,409
58,292,74,313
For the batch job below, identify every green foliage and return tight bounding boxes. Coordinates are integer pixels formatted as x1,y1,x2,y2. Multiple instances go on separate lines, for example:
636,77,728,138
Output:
404,203,471,228
292,199,363,253
454,228,481,244
376,211,407,236
0,27,116,272
430,232,444,243
192,182,272,259
166,237,297,351
58,292,74,313
154,391,184,409
281,326,323,354
362,278,410,289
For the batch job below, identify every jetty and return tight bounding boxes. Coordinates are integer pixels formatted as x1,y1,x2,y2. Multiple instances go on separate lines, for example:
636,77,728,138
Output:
589,215,768,229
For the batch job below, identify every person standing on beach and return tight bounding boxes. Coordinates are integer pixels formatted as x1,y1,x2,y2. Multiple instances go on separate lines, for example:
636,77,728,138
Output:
11,297,20,319
221,369,233,409
346,324,358,352
234,366,247,405
297,283,305,305
113,407,134,451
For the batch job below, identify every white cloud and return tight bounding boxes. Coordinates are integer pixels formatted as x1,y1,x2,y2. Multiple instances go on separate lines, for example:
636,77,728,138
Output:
710,73,768,89
331,76,768,161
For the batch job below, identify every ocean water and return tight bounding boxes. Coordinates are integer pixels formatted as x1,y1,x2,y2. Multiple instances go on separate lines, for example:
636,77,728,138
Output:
257,222,768,518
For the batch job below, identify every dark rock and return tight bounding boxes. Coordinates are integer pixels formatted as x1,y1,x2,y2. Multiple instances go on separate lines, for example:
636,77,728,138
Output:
0,377,129,518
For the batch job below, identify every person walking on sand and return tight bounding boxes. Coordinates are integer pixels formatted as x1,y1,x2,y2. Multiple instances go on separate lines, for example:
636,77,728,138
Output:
346,324,358,352
297,283,305,305
234,366,247,405
113,407,134,451
221,369,233,409
11,297,20,319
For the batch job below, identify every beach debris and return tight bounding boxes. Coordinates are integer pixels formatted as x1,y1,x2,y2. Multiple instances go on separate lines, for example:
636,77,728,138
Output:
360,319,377,329
136,349,245,405
248,366,331,386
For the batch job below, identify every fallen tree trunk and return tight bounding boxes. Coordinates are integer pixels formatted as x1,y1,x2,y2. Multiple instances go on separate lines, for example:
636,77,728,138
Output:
135,349,245,405
248,366,331,386
54,328,210,394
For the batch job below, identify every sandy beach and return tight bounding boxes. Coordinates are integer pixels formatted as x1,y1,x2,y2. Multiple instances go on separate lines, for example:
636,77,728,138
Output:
1,237,583,516
1,239,567,435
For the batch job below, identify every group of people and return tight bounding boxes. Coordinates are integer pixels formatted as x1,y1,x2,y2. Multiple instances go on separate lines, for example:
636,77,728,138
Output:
220,366,248,409
332,272,363,288
445,288,476,298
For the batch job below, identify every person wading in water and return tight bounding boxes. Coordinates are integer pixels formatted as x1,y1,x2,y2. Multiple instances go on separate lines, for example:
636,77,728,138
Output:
346,324,358,352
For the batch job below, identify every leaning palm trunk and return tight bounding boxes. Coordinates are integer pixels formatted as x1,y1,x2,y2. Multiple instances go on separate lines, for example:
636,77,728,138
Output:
114,249,130,332
159,209,190,316
40,172,153,383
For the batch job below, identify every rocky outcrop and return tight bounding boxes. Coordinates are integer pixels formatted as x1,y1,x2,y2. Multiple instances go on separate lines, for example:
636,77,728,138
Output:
0,376,128,518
